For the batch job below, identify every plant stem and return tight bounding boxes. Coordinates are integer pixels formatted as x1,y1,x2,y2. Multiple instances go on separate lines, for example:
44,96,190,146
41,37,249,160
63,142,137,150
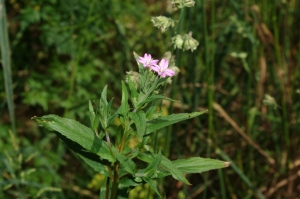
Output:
110,163,120,199
0,0,16,133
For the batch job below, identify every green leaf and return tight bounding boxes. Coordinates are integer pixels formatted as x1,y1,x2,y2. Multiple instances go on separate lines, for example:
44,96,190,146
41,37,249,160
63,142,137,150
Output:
99,85,108,129
89,100,95,126
112,147,136,175
133,51,144,73
137,153,190,185
107,108,119,127
146,111,207,135
143,151,162,177
89,100,99,132
78,154,110,176
51,130,110,176
137,77,159,108
127,76,139,107
172,157,230,174
136,95,175,109
120,81,129,116
119,178,140,188
129,110,146,140
142,177,161,197
33,115,116,162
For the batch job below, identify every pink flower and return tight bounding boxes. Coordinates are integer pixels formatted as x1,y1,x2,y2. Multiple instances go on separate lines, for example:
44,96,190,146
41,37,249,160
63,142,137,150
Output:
138,53,159,68
151,59,175,78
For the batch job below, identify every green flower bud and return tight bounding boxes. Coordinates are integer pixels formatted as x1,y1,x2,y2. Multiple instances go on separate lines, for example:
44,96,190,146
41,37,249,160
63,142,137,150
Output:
183,32,199,52
263,94,279,110
171,34,184,49
151,16,176,32
171,0,195,9
172,32,199,52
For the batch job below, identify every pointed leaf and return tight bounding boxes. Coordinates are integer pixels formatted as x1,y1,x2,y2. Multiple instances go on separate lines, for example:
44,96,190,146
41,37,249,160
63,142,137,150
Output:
137,95,175,109
142,177,161,197
51,130,110,175
127,76,139,107
112,147,136,175
137,153,190,185
143,151,162,177
99,86,109,129
146,111,207,135
33,115,116,162
173,157,230,174
120,81,129,116
107,108,119,127
129,110,147,140
78,154,110,176
133,51,145,73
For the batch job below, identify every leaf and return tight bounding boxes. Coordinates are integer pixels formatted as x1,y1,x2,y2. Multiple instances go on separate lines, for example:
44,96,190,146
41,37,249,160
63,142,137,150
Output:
127,76,139,107
133,51,144,73
136,77,159,108
107,108,119,127
52,131,110,176
137,153,190,185
142,177,161,197
89,100,99,132
143,151,162,177
172,157,230,174
78,154,110,176
112,147,136,175
89,100,95,120
33,115,116,162
119,178,140,188
120,81,129,116
146,111,207,135
129,110,146,140
136,95,175,109
99,85,108,129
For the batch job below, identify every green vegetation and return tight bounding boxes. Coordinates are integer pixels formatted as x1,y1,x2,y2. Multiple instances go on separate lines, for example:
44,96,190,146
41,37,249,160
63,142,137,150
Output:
1,0,299,198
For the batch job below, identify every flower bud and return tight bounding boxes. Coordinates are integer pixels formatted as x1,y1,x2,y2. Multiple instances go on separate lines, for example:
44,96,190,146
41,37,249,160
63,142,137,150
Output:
171,0,195,9
172,32,199,52
151,16,176,32
171,34,184,49
126,71,140,88
183,32,199,52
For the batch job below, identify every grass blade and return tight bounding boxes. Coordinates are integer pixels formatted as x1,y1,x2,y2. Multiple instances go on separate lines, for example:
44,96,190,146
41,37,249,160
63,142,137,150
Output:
0,0,15,133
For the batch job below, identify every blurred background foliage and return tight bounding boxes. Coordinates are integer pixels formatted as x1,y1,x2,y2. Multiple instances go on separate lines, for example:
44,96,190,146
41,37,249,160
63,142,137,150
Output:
0,0,299,198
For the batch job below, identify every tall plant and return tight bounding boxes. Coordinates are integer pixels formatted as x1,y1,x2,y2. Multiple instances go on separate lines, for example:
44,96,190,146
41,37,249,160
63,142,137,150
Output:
33,52,229,198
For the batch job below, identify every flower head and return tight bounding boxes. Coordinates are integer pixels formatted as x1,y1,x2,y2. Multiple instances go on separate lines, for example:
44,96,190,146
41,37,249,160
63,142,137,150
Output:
171,0,195,9
171,32,199,52
183,32,199,52
171,34,184,49
151,16,176,33
138,53,159,68
151,59,175,78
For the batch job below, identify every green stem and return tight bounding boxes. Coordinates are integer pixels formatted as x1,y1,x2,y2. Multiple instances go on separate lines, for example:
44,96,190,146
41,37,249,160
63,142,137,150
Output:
106,176,110,199
0,0,16,133
201,0,214,198
110,163,119,199
272,3,290,150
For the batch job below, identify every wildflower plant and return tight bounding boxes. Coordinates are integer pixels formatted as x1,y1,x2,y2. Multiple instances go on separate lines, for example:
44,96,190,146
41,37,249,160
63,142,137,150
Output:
32,52,229,198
